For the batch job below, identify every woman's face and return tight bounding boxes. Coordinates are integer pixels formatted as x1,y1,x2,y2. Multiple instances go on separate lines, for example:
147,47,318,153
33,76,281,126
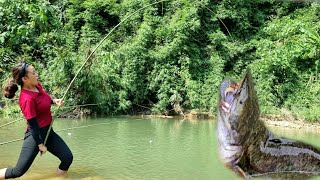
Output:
22,65,38,86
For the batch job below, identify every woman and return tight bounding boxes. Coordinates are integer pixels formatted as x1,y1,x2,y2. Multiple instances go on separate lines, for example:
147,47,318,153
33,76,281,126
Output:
0,63,73,179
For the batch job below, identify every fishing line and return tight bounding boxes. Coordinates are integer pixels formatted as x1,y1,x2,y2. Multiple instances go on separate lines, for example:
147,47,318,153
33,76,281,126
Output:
0,104,99,129
60,103,99,109
55,104,99,118
0,121,127,146
0,119,23,128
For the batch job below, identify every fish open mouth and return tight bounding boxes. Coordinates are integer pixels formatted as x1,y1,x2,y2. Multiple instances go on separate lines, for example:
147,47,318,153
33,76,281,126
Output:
219,69,252,135
220,70,250,114
221,84,239,113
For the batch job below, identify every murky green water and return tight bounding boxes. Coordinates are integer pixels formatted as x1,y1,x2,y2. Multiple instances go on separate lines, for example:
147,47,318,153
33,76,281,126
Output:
0,117,320,180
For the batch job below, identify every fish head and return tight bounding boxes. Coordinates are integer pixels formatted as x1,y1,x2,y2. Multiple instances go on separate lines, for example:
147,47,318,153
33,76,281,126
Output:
218,69,257,131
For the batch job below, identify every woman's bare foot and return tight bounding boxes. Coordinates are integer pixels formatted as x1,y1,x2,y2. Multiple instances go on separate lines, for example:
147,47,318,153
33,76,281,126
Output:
56,168,67,176
0,168,7,180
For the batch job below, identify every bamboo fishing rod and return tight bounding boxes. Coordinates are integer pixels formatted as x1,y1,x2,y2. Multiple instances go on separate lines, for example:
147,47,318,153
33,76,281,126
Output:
43,0,169,145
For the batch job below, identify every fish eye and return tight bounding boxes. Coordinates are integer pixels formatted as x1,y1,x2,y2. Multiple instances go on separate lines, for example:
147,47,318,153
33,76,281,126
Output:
239,100,243,104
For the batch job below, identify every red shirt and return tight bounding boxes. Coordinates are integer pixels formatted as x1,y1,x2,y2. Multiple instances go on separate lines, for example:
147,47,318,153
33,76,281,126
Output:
19,82,52,129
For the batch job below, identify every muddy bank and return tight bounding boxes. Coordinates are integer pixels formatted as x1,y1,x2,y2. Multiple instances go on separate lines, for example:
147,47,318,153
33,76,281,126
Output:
262,114,320,132
142,110,214,120
143,110,320,131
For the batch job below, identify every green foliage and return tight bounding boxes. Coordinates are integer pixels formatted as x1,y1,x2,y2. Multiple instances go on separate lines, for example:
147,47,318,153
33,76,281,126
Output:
0,0,64,61
0,101,23,119
0,0,319,121
250,3,320,121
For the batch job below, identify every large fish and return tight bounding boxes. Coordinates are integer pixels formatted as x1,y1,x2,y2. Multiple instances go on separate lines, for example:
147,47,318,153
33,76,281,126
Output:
217,69,320,178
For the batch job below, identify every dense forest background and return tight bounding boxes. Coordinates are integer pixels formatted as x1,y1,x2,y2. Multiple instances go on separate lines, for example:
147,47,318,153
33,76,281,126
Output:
0,0,319,121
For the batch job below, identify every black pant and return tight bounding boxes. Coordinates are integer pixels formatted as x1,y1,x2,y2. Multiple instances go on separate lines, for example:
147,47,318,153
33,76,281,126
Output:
5,126,73,179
